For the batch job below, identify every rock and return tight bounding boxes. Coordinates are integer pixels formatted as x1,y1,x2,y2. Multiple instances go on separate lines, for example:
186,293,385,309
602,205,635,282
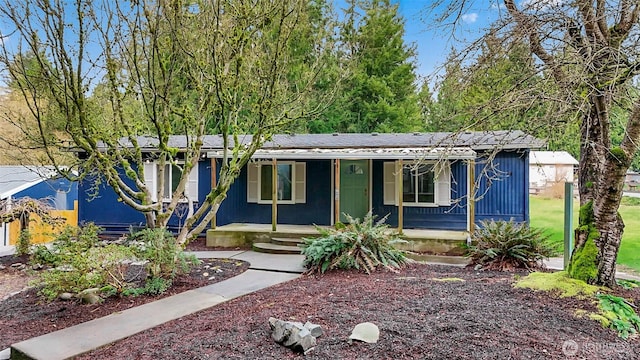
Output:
269,317,322,353
59,292,74,301
121,260,149,288
349,322,379,344
304,321,323,338
79,288,102,304
0,264,6,270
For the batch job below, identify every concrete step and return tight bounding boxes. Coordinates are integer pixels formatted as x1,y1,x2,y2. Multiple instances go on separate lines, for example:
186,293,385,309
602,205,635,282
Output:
252,242,302,255
405,253,469,266
271,237,305,246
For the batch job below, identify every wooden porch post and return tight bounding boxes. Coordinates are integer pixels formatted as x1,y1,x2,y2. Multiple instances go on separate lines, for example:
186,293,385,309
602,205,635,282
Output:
334,159,340,224
397,159,403,234
210,158,217,229
272,158,277,232
468,159,475,236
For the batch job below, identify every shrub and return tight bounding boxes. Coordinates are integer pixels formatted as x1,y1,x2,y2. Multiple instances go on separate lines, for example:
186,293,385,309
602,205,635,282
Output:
16,229,32,256
30,224,198,301
126,228,199,278
301,212,409,274
595,294,640,339
466,219,556,271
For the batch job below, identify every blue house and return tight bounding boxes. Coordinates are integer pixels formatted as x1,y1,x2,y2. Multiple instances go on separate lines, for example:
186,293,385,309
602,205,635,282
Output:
0,166,78,246
77,131,543,253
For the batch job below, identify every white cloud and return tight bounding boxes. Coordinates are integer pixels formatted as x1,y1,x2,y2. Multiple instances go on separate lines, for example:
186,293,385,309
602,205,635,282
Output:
461,13,479,23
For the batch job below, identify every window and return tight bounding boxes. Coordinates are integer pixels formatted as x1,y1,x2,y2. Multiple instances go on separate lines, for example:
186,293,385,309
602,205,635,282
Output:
143,161,199,202
162,164,182,199
247,161,306,204
403,164,435,204
383,161,451,207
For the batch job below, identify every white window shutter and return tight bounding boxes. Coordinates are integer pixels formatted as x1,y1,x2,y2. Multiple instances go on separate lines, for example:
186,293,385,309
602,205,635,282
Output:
247,162,259,203
294,162,306,203
143,162,157,202
186,163,199,201
436,161,451,206
383,161,396,205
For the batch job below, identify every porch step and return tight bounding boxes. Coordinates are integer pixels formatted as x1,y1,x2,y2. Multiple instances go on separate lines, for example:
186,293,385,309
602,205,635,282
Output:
271,237,305,246
405,253,470,266
252,242,303,255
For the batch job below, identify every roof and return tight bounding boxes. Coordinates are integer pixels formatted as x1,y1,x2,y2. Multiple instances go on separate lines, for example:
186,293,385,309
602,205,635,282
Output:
0,166,57,199
529,151,578,166
122,130,544,153
207,147,477,160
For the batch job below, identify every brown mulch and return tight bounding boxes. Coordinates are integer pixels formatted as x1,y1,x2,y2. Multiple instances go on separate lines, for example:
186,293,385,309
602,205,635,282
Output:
2,241,640,359
0,239,249,350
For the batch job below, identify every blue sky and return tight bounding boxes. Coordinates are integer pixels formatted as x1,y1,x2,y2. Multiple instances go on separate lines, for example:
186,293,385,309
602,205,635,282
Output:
393,0,501,83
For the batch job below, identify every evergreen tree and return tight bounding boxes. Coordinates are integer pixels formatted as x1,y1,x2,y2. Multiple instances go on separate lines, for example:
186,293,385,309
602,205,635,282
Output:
310,0,421,133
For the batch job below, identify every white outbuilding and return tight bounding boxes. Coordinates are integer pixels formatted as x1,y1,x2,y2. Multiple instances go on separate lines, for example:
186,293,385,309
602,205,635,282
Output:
529,151,578,192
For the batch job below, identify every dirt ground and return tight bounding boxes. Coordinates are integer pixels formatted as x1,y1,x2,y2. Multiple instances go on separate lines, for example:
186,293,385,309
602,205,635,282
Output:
1,241,639,359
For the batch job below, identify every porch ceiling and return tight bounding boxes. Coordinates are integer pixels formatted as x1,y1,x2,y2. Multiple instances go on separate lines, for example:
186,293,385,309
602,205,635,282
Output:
206,147,476,160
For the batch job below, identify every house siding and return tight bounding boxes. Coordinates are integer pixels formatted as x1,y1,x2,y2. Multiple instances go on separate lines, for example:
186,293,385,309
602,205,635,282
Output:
78,161,211,235
371,159,469,230
216,159,332,226
474,150,530,223
15,177,78,210
77,149,531,234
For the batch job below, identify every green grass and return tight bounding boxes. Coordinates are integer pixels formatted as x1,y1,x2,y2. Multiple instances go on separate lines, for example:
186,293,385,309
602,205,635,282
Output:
530,195,640,273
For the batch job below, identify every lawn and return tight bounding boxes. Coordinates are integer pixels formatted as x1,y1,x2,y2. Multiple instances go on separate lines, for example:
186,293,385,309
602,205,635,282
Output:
530,195,640,272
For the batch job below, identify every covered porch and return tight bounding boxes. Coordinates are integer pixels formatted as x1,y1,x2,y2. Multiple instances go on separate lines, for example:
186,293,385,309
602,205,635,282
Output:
206,222,469,256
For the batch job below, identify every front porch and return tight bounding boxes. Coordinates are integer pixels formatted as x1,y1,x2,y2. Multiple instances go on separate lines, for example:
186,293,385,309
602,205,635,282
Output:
206,223,469,256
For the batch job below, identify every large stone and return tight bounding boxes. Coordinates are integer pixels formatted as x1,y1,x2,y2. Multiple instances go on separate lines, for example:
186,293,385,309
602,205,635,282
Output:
120,260,149,288
349,322,380,344
304,321,323,338
269,318,321,353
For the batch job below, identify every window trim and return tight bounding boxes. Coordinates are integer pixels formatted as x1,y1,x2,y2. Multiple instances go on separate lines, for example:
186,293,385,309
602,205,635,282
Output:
143,160,199,203
258,161,295,205
247,161,306,205
402,162,437,207
383,160,451,207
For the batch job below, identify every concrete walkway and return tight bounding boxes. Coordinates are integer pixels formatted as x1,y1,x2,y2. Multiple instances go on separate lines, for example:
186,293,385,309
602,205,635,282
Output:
7,251,304,360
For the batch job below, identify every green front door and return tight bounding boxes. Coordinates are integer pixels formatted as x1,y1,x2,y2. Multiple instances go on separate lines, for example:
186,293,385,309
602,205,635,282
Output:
340,160,369,223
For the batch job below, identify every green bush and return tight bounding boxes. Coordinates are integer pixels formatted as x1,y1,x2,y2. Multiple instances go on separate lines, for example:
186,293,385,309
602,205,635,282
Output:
126,228,199,278
35,243,137,301
301,212,409,274
16,229,32,256
30,224,197,301
466,219,557,271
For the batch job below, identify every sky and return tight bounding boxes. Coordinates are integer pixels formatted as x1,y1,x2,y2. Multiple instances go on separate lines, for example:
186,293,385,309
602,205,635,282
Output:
0,0,503,89
392,0,502,83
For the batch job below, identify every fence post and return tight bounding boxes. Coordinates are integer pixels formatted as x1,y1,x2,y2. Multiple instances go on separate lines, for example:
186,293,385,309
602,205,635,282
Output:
564,182,574,270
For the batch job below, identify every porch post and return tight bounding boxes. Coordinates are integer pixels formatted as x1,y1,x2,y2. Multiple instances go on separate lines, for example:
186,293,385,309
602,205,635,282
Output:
272,158,277,232
397,159,403,234
210,158,217,229
334,159,340,224
468,159,476,236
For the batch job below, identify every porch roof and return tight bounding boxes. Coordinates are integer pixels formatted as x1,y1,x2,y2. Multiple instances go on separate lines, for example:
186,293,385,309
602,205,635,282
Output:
206,147,476,160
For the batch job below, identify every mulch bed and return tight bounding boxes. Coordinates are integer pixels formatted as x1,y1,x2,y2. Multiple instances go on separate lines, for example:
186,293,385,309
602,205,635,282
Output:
2,240,639,359
0,239,249,350
79,265,639,360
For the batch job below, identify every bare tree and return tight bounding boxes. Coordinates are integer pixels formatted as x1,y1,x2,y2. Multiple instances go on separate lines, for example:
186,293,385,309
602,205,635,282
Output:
0,0,337,245
429,0,640,286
